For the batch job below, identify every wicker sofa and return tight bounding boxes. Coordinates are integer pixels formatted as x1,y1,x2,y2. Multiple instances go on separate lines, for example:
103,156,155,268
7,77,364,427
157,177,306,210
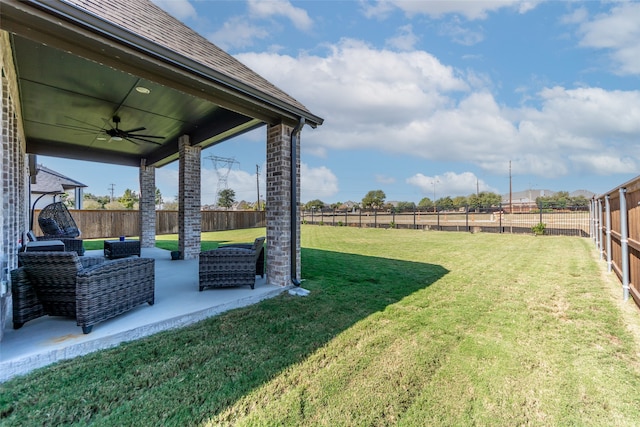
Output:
12,252,155,333
199,237,265,291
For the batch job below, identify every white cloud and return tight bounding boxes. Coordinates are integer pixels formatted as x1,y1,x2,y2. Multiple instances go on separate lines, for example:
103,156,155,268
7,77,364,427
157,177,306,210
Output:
301,163,339,202
385,24,419,51
151,0,197,21
248,0,313,31
407,172,498,198
237,40,640,181
438,17,484,46
208,17,270,50
365,0,539,21
576,2,640,75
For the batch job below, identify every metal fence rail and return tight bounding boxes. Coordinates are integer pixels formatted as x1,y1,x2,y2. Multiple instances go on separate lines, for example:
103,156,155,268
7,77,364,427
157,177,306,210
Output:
592,176,640,310
302,205,590,237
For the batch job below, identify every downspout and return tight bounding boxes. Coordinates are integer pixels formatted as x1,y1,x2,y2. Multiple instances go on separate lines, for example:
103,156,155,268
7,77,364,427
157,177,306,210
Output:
290,118,305,286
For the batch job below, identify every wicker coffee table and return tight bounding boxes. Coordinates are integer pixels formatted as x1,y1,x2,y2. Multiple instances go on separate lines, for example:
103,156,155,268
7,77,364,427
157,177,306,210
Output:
104,240,141,259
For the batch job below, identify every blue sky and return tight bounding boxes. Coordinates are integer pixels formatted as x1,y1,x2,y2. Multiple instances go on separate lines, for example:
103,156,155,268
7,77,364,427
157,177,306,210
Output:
41,0,640,205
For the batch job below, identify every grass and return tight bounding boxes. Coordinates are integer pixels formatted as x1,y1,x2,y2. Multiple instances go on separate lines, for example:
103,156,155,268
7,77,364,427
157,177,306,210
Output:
2,226,640,426
83,228,268,252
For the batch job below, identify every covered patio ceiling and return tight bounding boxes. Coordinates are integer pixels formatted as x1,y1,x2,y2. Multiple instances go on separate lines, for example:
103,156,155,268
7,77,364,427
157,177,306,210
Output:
1,0,322,168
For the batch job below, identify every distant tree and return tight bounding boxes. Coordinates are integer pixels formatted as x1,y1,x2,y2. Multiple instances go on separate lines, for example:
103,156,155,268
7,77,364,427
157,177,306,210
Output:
453,196,468,210
104,200,126,210
305,199,325,210
362,190,386,209
396,201,416,212
84,192,109,208
478,191,502,207
163,200,179,210
330,202,342,210
418,197,433,210
155,187,163,208
237,200,252,210
118,188,138,210
218,188,236,208
436,196,454,211
82,199,102,210
571,195,589,208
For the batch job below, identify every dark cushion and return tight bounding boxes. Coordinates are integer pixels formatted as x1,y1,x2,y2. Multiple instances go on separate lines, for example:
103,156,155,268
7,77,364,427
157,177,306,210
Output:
39,218,63,236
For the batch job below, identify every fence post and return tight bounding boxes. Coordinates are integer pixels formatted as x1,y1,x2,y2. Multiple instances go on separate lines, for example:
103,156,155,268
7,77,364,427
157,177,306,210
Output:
413,208,416,229
374,209,377,228
345,209,348,226
598,199,604,260
499,203,503,233
619,188,630,301
605,195,612,273
539,202,543,226
465,205,469,232
359,209,362,228
589,198,595,240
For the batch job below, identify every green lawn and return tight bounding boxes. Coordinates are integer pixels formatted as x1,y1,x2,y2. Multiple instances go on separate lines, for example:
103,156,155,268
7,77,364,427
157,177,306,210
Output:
2,226,640,426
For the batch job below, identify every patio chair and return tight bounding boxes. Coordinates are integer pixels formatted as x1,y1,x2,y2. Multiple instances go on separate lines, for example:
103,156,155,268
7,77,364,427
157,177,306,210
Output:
12,252,155,333
36,202,84,255
199,237,265,291
219,237,266,278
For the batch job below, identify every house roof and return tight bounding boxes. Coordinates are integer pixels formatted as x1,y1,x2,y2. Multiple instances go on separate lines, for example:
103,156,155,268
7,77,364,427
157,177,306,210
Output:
0,0,323,168
31,165,87,194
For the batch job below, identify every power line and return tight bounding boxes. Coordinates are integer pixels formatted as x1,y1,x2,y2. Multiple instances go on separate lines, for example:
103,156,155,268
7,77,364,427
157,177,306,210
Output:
206,155,240,206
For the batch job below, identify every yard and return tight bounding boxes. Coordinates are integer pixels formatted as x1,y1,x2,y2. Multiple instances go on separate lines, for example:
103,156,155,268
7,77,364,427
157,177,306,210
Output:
1,226,640,426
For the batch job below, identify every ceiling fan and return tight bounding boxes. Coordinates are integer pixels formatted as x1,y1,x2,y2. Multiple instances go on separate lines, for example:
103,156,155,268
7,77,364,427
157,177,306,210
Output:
101,115,164,145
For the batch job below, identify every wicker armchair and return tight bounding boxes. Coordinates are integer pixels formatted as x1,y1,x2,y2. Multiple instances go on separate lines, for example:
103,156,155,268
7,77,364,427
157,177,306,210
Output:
199,237,265,291
220,237,265,278
12,252,155,333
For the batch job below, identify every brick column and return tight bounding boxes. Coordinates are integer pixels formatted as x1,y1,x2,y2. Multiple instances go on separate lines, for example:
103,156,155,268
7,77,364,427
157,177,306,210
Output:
139,159,156,248
178,135,201,260
266,123,300,286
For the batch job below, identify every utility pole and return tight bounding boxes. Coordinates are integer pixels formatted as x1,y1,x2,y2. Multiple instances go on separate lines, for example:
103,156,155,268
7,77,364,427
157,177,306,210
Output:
108,183,116,202
256,164,261,211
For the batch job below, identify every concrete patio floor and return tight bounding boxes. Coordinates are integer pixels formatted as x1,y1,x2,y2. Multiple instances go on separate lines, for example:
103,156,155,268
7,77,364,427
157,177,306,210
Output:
0,247,286,382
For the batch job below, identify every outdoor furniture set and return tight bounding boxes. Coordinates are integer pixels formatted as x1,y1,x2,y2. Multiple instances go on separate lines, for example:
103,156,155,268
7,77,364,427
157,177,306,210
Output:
10,235,266,333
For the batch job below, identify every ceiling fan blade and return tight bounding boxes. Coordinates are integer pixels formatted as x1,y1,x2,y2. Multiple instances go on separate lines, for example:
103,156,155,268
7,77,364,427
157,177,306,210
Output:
128,133,164,139
122,126,146,134
126,135,163,145
122,137,140,145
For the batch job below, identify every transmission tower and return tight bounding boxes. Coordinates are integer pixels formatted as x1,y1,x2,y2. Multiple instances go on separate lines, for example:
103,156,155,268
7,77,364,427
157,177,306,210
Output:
207,155,240,206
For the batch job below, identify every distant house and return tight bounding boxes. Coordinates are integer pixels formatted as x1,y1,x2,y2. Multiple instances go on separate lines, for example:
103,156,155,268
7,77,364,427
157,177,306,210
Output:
31,165,87,210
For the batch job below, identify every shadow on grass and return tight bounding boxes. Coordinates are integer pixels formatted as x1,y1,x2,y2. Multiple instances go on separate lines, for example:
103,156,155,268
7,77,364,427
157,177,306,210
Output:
0,248,448,425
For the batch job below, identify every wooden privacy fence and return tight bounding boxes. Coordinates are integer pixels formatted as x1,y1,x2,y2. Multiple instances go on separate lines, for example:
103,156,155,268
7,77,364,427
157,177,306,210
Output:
302,207,590,237
32,210,266,239
592,176,640,309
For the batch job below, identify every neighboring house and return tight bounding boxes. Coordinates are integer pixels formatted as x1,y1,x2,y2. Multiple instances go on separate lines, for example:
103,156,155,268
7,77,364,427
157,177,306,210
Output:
31,165,87,210
0,0,323,340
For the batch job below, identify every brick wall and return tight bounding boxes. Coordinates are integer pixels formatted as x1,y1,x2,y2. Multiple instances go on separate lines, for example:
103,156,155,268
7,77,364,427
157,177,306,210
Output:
1,34,29,339
266,123,300,286
139,160,156,248
178,135,201,260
